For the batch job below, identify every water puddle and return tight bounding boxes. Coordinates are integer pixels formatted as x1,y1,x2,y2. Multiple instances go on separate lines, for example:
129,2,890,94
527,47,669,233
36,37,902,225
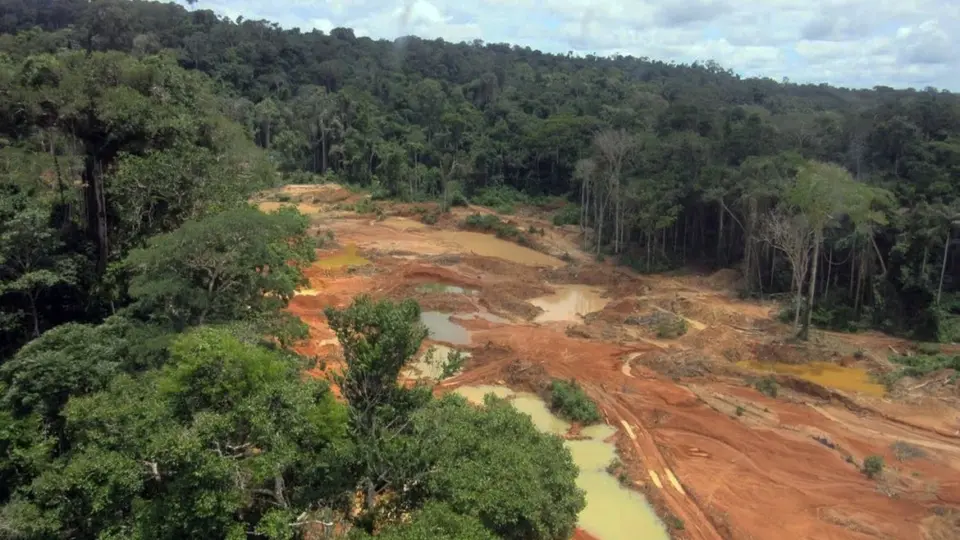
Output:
315,244,371,269
420,311,471,345
737,361,885,397
454,385,668,540
426,230,563,267
404,345,470,381
416,282,477,295
532,285,610,323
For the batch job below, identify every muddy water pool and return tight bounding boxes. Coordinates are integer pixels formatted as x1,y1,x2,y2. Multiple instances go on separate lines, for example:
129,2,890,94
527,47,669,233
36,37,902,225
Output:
454,385,668,540
426,230,563,267
531,285,610,323
737,360,885,397
315,244,371,269
420,311,471,345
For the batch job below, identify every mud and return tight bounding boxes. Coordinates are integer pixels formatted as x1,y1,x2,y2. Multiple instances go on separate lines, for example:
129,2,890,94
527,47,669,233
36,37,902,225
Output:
276,188,960,540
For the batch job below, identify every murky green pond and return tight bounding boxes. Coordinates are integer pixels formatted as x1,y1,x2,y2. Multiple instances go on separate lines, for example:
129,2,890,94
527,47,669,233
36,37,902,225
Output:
420,311,471,345
454,385,668,540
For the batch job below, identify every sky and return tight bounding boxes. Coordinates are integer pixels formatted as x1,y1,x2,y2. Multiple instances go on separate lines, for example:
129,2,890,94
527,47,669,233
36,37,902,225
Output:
176,0,960,90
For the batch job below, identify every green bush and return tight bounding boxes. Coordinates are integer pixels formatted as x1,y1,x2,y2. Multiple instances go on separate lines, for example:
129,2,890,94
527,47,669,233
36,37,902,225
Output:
460,213,530,243
917,343,942,355
862,455,884,479
655,316,687,339
552,205,580,226
471,185,529,210
754,376,779,398
440,349,468,379
421,211,439,225
353,198,377,214
548,379,601,424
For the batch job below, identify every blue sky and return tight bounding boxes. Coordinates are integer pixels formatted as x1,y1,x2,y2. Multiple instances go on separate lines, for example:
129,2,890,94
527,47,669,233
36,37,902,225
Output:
177,0,960,90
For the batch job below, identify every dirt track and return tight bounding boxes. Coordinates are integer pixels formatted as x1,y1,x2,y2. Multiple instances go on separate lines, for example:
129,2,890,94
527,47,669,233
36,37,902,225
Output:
267,186,960,540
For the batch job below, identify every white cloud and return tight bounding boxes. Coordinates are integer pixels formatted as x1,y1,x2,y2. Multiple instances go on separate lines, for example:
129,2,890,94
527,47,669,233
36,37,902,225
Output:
178,0,960,89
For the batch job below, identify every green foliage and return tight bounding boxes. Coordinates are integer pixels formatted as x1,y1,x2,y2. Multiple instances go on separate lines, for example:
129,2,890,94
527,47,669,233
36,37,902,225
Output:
125,206,314,328
552,204,580,226
439,349,468,379
471,186,529,212
407,394,585,540
655,315,688,339
885,352,960,383
361,503,496,540
1,327,348,540
862,455,884,479
548,379,602,424
324,296,431,518
754,376,779,398
461,213,532,245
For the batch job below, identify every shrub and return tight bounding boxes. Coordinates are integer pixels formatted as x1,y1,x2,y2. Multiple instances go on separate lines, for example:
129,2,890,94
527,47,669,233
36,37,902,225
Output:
471,185,528,210
548,379,601,424
461,213,531,244
863,455,884,479
754,376,779,398
440,350,468,379
552,205,580,226
421,211,439,225
449,191,469,207
655,316,687,339
276,193,292,202
918,343,942,355
353,198,377,214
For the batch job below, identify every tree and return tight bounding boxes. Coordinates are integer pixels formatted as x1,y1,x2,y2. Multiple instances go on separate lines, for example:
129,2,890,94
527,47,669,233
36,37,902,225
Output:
405,393,585,540
761,209,814,329
357,503,496,540
124,206,314,328
324,296,430,516
787,161,887,340
0,203,80,337
1,328,348,539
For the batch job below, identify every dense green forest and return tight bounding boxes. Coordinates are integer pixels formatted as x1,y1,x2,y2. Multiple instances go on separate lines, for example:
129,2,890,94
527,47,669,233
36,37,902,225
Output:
3,0,956,349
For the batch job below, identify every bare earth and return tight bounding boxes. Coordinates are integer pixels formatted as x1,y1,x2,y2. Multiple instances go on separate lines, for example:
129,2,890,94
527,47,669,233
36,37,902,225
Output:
264,186,960,540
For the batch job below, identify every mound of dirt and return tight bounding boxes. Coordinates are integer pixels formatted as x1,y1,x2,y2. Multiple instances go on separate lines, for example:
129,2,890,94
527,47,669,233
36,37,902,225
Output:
703,268,744,291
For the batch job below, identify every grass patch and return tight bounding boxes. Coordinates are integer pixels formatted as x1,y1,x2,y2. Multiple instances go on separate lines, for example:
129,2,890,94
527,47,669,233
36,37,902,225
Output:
891,441,926,461
885,352,960,384
548,379,601,424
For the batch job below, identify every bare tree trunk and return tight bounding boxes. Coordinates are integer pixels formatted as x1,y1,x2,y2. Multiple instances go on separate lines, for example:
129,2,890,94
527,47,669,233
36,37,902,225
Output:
717,200,724,265
824,248,832,301
938,231,951,306
799,236,821,340
28,293,40,337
